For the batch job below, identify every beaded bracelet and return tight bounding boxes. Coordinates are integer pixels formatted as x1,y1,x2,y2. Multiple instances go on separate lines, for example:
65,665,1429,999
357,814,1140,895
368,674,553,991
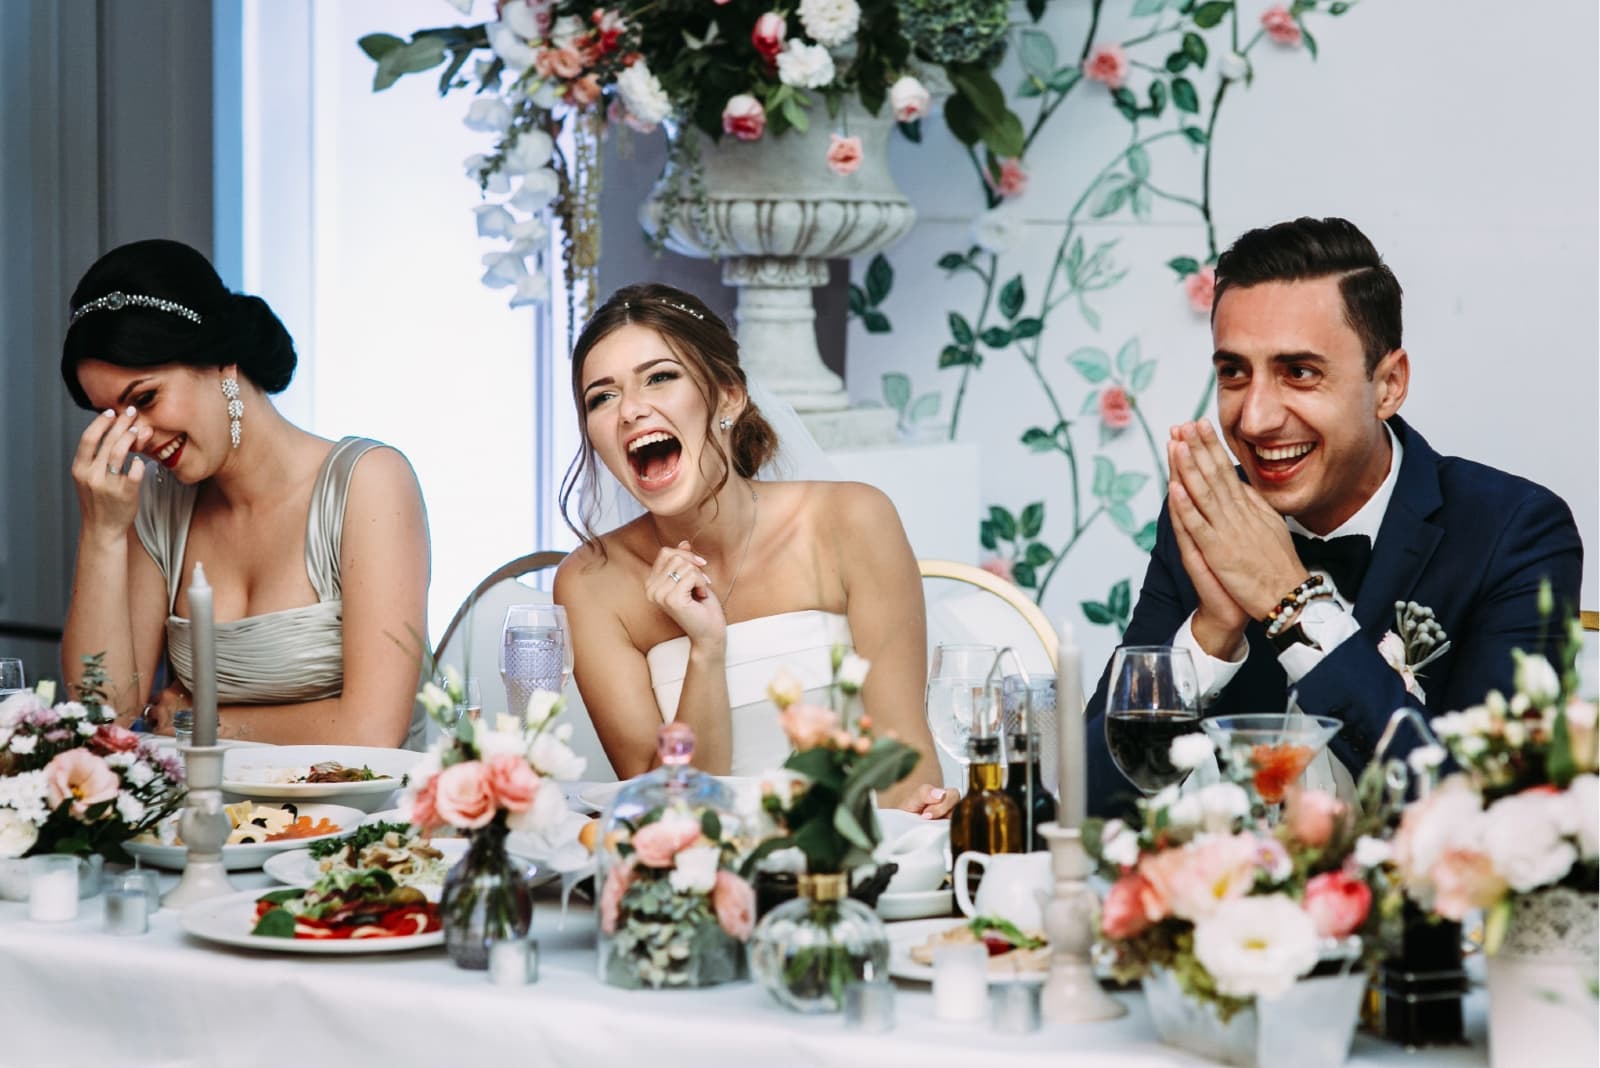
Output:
1263,574,1330,636
1265,588,1337,639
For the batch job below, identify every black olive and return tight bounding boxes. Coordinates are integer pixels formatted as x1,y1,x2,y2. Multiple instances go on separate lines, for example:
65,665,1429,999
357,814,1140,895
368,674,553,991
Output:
283,803,299,819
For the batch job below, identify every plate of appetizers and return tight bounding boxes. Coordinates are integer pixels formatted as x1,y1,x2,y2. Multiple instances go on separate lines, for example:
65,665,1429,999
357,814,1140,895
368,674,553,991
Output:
222,745,421,811
887,917,1051,984
126,801,363,871
182,870,444,954
262,821,470,893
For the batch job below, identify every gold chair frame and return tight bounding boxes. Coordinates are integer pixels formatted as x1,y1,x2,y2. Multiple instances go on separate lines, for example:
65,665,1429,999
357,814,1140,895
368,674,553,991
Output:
433,550,567,667
918,558,1059,672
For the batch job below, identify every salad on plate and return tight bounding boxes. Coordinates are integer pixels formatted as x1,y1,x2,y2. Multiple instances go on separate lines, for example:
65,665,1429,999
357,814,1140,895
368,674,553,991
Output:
252,868,440,940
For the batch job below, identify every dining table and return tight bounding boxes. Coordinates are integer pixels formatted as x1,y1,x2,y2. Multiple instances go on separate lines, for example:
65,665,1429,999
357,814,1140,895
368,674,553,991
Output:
0,860,1494,1068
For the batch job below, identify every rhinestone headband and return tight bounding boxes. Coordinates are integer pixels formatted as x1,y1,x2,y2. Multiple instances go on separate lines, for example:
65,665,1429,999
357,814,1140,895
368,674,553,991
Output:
622,298,705,320
69,290,203,327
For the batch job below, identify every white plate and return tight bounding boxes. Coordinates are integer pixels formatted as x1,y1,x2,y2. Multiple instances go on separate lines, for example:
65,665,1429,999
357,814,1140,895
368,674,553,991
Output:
125,803,365,871
222,746,421,812
886,918,1048,985
876,888,955,922
575,775,762,815
261,837,470,891
181,889,444,955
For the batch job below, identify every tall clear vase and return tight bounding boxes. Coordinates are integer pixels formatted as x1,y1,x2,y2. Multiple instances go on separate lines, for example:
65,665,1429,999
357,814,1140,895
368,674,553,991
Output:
439,818,533,970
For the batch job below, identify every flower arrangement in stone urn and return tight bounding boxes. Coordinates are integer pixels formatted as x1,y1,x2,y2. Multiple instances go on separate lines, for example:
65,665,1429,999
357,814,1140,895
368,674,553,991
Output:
743,645,920,1012
361,0,1023,316
0,656,186,899
1083,732,1397,1066
1387,590,1597,1067
404,669,586,968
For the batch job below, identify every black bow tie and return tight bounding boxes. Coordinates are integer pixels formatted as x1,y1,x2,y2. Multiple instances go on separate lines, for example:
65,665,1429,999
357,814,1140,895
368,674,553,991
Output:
1291,532,1373,600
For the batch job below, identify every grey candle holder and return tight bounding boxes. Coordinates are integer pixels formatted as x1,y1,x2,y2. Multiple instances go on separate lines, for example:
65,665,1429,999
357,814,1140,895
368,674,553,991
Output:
162,744,236,907
1038,821,1126,1022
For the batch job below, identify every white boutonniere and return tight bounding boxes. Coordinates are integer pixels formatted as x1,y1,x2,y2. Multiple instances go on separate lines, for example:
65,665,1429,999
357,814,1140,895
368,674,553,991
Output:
1378,601,1451,702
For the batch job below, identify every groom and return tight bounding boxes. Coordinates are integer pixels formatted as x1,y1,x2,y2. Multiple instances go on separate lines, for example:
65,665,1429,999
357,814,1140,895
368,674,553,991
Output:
1086,216,1583,816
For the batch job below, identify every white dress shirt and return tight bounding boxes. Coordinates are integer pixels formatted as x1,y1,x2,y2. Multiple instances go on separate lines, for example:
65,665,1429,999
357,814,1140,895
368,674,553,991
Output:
1176,424,1403,705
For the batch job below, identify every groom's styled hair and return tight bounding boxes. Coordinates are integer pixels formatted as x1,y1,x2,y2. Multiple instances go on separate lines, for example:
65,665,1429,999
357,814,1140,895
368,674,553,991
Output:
560,282,779,547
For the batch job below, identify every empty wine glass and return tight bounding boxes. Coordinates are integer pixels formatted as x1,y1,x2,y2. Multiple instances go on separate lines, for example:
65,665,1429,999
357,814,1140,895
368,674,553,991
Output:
0,658,25,700
925,643,997,766
1103,646,1201,796
500,605,572,722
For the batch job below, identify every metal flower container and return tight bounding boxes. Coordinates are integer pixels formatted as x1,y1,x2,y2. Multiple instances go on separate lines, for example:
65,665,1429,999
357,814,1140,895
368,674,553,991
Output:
1144,939,1365,1068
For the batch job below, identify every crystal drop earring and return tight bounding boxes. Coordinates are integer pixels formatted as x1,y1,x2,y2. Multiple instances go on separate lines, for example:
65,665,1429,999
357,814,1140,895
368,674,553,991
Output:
221,377,243,448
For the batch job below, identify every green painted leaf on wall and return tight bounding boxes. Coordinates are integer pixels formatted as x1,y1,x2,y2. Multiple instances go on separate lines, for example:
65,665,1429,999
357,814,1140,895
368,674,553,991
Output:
1092,456,1115,499
1116,337,1142,376
1025,542,1054,567
1020,502,1045,538
1019,31,1056,79
1012,563,1038,589
1012,317,1043,339
999,275,1026,319
1068,348,1112,383
949,312,974,346
1172,76,1200,114
1129,360,1158,394
1081,601,1116,625
989,505,1017,540
1134,521,1159,552
1192,2,1233,30
908,393,940,423
1108,579,1132,620
865,254,893,305
1108,502,1138,534
1111,472,1149,503
1126,145,1151,181
1021,427,1055,452
1182,32,1209,68
882,372,911,413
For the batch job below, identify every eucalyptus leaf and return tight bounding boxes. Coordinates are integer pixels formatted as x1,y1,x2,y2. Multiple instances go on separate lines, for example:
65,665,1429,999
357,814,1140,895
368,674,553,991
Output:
882,372,912,413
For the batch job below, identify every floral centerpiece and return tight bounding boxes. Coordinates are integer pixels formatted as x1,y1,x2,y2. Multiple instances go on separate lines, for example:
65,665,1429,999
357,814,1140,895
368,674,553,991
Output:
0,657,186,888
404,668,586,968
596,779,756,989
361,0,1022,315
744,645,921,1012
1084,732,1395,1063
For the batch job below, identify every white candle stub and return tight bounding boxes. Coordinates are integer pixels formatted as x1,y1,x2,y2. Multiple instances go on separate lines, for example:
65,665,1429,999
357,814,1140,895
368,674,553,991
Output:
932,943,988,1022
488,938,535,985
28,857,80,923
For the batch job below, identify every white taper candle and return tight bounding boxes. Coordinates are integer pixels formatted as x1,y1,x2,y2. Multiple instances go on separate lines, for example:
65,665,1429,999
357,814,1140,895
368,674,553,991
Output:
1055,620,1085,828
189,563,217,748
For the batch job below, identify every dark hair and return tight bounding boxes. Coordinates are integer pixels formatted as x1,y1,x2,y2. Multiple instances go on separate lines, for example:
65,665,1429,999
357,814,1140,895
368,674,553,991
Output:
60,239,297,409
558,283,778,546
1213,217,1402,374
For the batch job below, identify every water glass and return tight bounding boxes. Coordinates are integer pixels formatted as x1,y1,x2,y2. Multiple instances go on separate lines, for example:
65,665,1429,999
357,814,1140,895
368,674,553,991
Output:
925,643,997,766
500,605,572,722
1103,646,1201,796
0,657,25,700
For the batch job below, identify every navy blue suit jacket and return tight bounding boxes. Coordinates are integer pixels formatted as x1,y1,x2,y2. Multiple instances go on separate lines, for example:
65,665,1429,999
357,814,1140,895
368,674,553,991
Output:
1086,417,1584,818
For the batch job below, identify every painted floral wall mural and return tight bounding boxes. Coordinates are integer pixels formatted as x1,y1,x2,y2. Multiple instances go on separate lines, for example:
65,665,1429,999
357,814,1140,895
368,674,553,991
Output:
848,0,1365,636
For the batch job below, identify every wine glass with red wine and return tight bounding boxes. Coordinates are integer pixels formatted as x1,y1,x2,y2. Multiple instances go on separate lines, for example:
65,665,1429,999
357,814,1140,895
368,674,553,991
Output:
1103,646,1201,796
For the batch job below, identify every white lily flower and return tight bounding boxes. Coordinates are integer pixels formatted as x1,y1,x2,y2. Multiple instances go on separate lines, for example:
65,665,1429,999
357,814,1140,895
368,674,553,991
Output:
481,251,528,289
499,0,545,40
501,130,555,176
524,690,563,728
509,270,550,308
507,216,549,255
463,95,513,133
511,168,561,212
486,20,537,72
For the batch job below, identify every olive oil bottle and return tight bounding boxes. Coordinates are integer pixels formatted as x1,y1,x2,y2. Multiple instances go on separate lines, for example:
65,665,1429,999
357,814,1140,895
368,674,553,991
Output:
948,678,1022,898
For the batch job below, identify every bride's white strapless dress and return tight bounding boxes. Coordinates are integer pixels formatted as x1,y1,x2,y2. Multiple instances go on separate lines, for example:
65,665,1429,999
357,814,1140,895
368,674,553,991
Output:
645,609,852,776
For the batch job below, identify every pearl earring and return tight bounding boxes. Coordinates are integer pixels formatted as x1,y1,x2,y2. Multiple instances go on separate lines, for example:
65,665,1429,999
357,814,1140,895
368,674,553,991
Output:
222,377,243,448
719,416,733,431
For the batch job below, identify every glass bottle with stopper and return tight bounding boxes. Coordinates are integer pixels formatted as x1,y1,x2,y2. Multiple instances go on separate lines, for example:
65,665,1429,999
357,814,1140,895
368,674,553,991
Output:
948,649,1023,897
1001,668,1056,852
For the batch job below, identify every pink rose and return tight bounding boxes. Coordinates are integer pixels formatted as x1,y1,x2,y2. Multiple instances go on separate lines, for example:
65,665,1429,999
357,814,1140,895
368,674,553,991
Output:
712,869,756,940
631,814,702,869
1084,44,1128,90
485,753,540,813
1303,871,1372,938
88,724,142,755
1430,849,1507,921
979,556,1014,583
599,860,634,935
985,158,1028,199
1141,833,1258,921
1101,872,1166,939
568,74,602,107
1099,386,1133,430
1286,790,1345,849
433,761,497,830
779,702,841,750
535,44,584,80
44,749,120,819
751,12,786,66
826,134,863,177
1183,265,1215,313
721,93,767,141
408,776,441,832
888,75,930,123
1261,6,1302,46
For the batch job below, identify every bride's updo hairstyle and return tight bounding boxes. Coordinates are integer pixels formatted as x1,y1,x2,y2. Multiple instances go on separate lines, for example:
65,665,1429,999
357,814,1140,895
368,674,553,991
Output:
560,282,778,546
60,239,297,409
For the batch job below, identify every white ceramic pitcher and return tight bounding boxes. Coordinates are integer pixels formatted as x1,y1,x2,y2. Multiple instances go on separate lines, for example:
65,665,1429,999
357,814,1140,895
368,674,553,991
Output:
952,850,1052,931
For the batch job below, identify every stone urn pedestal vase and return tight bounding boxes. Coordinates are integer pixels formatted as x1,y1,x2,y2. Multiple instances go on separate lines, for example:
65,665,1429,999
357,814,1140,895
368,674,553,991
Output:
1484,888,1599,1068
641,102,914,449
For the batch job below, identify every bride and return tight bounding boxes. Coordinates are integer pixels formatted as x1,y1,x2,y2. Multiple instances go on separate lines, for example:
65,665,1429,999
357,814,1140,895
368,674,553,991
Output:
553,283,954,816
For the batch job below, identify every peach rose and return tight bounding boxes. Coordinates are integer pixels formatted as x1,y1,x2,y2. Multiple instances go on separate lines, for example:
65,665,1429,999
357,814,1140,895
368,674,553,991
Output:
433,761,498,829
722,93,767,142
1084,44,1128,89
1101,871,1166,939
1184,265,1216,313
987,158,1028,199
485,753,540,813
1261,6,1301,46
631,813,702,869
751,12,786,66
535,44,585,80
1431,848,1508,921
1285,789,1345,849
88,724,142,755
712,869,756,940
1141,833,1259,921
408,776,441,832
826,134,863,177
1303,871,1372,938
1099,386,1133,430
779,702,841,749
599,860,634,935
568,74,602,107
44,749,120,819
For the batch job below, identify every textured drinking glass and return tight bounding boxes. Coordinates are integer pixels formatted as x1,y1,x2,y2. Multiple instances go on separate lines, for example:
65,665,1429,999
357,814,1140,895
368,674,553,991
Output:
0,657,24,699
1103,646,1201,797
925,643,997,767
500,605,572,721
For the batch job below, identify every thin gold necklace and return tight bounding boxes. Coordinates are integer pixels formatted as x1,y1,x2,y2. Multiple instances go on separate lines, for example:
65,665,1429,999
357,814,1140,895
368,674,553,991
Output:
661,487,760,608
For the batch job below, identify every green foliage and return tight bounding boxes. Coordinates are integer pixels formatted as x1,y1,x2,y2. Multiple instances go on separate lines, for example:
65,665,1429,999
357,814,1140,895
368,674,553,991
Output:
847,253,895,334
899,0,1013,64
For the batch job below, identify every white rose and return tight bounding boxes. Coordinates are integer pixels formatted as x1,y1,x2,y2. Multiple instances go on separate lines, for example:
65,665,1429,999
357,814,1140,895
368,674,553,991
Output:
1482,790,1578,892
511,168,560,213
668,844,721,894
115,792,147,826
1169,732,1216,772
509,269,550,309
501,129,555,175
1218,51,1250,82
475,726,527,761
1167,794,1202,830
1407,745,1446,775
481,251,528,289
888,75,931,122
1100,819,1140,869
463,153,511,194
507,216,549,255
486,21,537,72
528,79,562,109
971,206,1020,254
549,14,584,49
1353,835,1392,870
1514,652,1561,706
837,653,871,692
1197,783,1250,833
498,0,548,41
1568,775,1598,859
524,690,564,728
464,96,513,133
797,0,860,47
615,61,674,128
9,735,37,756
529,732,587,781
474,204,515,238
553,722,573,743
0,809,39,859
1192,894,1320,1001
508,775,569,833
776,40,836,90
77,719,98,736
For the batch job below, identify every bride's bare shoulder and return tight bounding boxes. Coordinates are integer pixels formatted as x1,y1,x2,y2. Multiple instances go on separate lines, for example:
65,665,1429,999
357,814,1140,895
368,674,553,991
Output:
553,521,653,598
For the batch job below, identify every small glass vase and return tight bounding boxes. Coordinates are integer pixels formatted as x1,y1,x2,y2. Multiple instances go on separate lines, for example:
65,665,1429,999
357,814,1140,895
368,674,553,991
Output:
440,819,533,970
749,872,890,1013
